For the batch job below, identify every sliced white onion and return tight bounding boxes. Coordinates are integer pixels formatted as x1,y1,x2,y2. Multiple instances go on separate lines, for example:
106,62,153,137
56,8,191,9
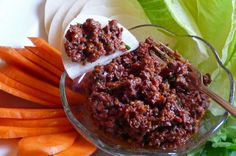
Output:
79,0,139,9
110,14,149,29
80,6,146,19
61,0,87,34
48,0,76,50
110,14,176,47
61,15,139,79
44,0,65,35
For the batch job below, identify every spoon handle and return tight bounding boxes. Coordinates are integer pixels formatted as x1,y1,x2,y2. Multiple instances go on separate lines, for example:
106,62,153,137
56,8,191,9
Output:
200,85,236,117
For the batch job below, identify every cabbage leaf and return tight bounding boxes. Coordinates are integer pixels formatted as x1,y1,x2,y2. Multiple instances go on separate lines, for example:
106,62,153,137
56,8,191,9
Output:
138,0,236,155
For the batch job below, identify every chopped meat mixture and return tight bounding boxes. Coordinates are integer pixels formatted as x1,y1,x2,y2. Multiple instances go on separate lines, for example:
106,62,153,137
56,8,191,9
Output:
85,38,211,149
64,19,127,64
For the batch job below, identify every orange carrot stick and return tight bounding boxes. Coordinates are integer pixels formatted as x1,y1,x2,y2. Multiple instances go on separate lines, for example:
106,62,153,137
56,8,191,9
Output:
0,126,73,139
18,48,63,77
0,117,70,127
26,37,64,70
0,65,60,97
55,136,96,156
0,46,59,85
26,46,64,71
0,80,58,107
0,65,85,104
0,72,61,105
28,37,61,56
0,108,65,119
18,131,77,156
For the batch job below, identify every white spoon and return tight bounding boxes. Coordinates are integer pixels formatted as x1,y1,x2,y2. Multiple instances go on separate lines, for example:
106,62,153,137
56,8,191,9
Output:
61,14,139,79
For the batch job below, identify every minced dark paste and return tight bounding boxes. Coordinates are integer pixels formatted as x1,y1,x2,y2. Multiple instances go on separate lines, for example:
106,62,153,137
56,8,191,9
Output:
85,38,211,149
64,19,127,64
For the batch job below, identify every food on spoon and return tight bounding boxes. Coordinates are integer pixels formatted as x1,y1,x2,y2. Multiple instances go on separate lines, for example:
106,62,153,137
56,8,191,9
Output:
77,38,211,149
64,18,127,64
61,15,139,79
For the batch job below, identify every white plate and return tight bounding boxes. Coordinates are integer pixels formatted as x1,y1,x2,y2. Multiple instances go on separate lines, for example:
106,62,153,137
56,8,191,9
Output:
0,0,46,155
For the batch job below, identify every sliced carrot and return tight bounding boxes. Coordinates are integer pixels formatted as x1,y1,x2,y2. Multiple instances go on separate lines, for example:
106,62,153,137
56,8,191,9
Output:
0,72,61,105
0,126,72,139
0,46,59,85
0,108,65,119
28,37,61,56
26,37,64,70
0,90,44,108
0,80,58,107
55,136,96,156
18,48,63,77
18,131,77,156
0,117,70,127
0,65,60,97
26,46,64,72
0,65,85,104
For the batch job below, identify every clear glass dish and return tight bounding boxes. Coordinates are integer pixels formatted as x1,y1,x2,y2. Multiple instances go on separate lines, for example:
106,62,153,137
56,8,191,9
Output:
60,25,235,156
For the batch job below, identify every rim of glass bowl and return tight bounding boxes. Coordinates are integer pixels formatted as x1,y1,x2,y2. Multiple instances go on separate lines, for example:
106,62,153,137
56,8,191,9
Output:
60,24,235,156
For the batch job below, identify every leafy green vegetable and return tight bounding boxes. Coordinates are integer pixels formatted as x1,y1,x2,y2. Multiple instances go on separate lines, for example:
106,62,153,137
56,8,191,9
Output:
165,0,233,61
125,44,131,50
138,0,236,155
138,0,186,34
138,0,209,68
203,144,228,156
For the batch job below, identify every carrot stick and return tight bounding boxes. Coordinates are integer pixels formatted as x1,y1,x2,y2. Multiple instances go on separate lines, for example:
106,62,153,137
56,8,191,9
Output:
0,72,61,105
0,108,65,119
0,126,73,139
0,47,59,85
0,80,57,107
0,117,70,127
18,131,77,156
28,37,61,56
18,48,63,77
26,46,64,71
0,65,85,104
55,136,96,156
0,65,60,97
26,38,64,71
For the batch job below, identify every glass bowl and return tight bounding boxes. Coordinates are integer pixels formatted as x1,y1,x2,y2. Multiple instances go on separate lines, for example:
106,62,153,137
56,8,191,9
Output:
60,25,235,155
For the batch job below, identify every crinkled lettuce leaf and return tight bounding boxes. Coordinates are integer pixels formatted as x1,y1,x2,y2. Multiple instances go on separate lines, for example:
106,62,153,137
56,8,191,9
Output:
165,0,233,61
138,0,186,34
138,0,236,155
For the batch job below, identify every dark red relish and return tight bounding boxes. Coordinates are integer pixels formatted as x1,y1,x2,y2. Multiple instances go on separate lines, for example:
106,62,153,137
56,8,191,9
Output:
83,38,211,149
64,19,127,64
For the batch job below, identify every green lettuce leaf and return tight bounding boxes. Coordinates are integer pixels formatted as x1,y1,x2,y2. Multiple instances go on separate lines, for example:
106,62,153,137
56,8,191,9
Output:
138,0,186,34
138,0,236,155
222,0,236,63
164,0,233,61
138,0,209,67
